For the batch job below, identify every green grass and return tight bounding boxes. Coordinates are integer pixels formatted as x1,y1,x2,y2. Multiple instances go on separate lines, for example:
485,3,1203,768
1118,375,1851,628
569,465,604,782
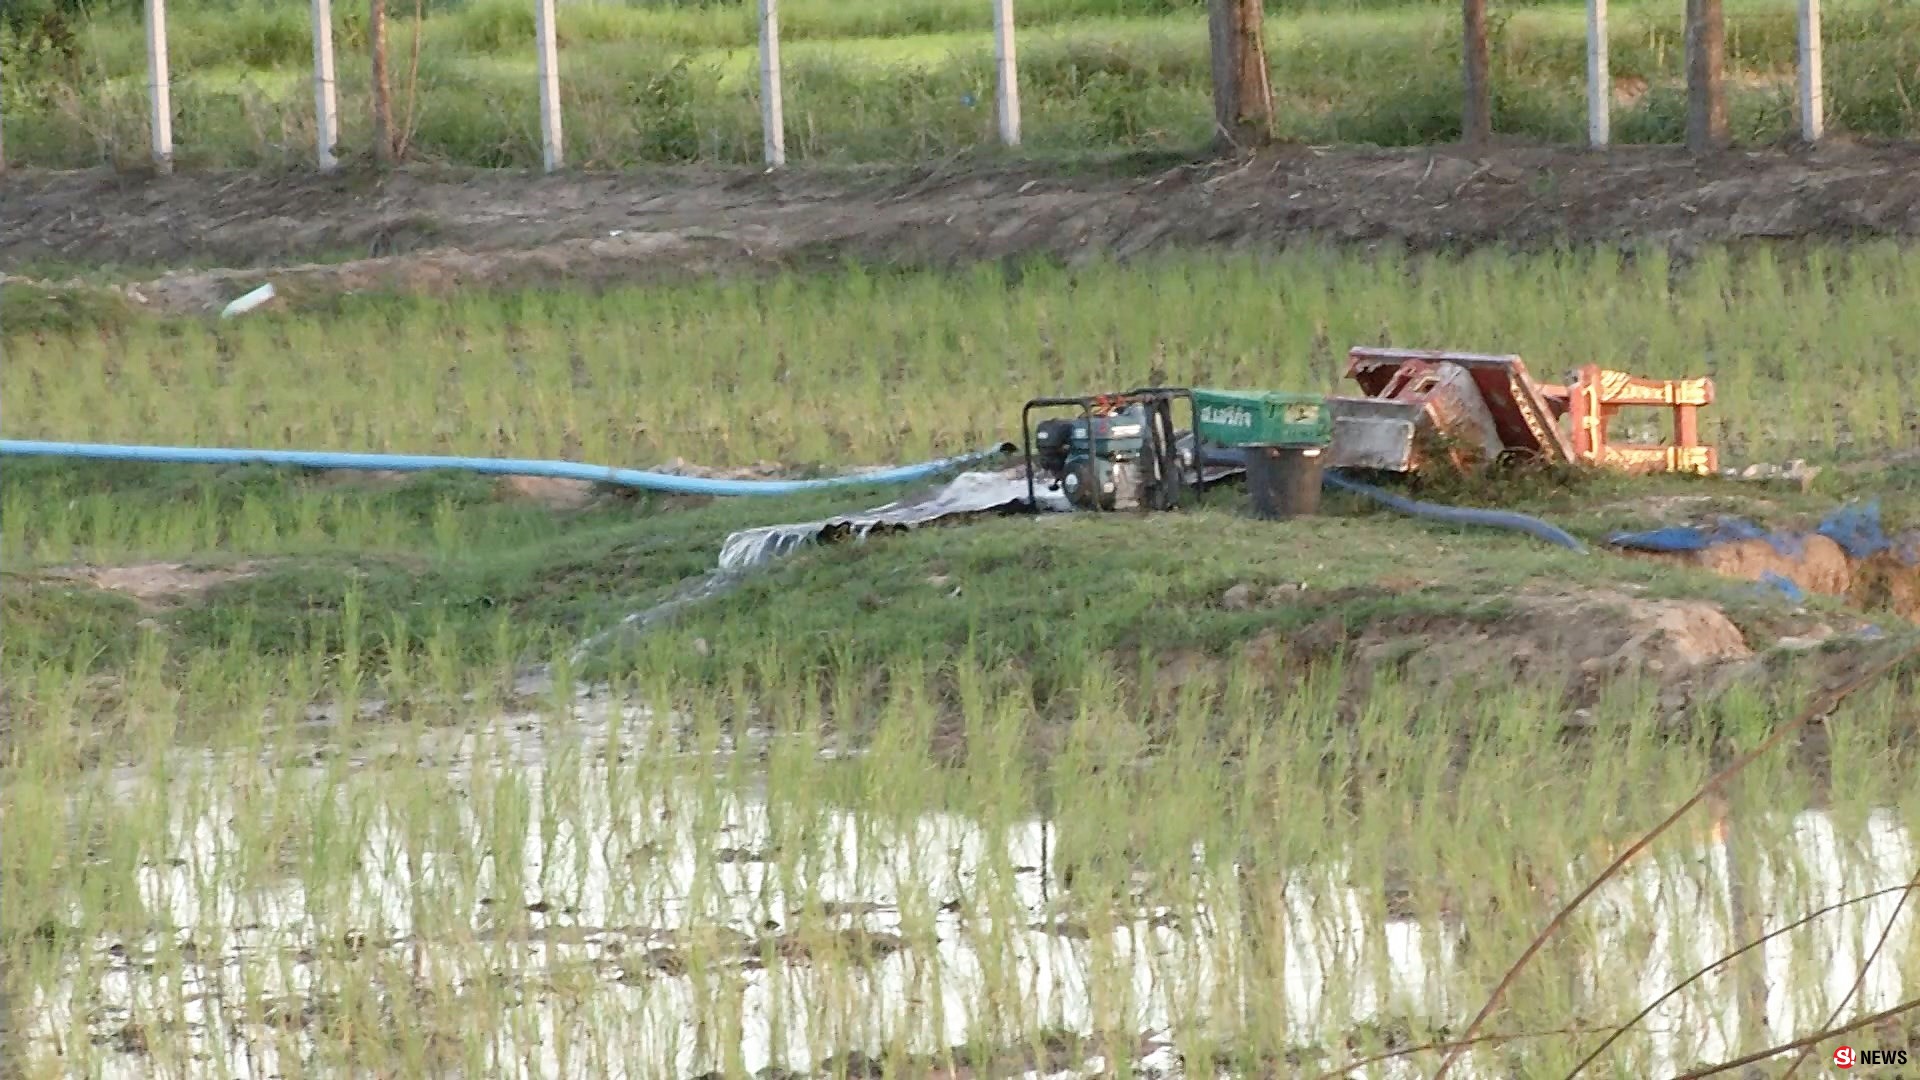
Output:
5,0,1918,168
6,241,1920,1076
0,458,882,679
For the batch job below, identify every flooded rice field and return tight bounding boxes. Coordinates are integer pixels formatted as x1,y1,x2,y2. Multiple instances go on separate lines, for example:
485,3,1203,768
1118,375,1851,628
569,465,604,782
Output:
16,689,1920,1079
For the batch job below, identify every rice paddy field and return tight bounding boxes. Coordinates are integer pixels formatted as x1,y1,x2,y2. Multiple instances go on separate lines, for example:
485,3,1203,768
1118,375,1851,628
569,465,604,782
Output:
7,0,1920,1057
9,246,1920,467
5,0,1920,169
7,223,1920,1079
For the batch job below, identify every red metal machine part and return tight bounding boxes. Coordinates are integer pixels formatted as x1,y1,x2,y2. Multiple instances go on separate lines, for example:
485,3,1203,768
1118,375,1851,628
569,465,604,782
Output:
1547,363,1717,475
1329,348,1716,476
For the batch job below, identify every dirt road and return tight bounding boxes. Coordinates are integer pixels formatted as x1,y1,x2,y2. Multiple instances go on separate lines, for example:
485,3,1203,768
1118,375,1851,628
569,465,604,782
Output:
5,142,1919,312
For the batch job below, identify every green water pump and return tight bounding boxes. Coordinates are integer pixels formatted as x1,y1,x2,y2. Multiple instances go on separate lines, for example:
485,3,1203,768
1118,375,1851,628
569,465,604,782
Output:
1021,390,1194,511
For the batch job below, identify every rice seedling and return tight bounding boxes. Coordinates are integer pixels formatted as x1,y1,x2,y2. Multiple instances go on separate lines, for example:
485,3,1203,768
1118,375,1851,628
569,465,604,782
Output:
8,246,1919,478
5,633,1918,1076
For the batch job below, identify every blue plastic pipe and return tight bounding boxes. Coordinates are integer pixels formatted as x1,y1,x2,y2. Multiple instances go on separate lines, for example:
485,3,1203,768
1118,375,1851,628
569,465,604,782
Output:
3,439,1587,549
0,439,1015,497
1323,469,1588,553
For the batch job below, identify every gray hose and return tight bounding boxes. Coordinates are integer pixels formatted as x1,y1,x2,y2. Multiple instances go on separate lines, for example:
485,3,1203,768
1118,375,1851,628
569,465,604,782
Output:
1322,469,1587,553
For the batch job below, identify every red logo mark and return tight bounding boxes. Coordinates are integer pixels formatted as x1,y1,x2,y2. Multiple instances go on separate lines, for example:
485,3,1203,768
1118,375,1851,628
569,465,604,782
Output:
1835,1045,1856,1068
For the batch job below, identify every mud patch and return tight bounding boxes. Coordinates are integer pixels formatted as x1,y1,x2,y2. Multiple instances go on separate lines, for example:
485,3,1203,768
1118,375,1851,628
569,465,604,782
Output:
1693,534,1855,596
296,470,607,509
1609,499,1920,623
42,561,262,609
8,143,1920,311
1628,532,1920,623
493,475,601,511
1161,582,1779,718
1334,587,1753,709
310,468,415,491
1181,569,1910,725
1594,493,1782,525
1852,553,1920,621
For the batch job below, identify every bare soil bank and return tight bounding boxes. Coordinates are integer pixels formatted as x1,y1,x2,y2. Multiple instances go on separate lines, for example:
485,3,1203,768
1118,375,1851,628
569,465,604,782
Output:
5,143,1919,312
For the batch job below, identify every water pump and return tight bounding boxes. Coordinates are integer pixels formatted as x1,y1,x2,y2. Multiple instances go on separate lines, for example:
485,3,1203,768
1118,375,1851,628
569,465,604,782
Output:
1021,390,1195,511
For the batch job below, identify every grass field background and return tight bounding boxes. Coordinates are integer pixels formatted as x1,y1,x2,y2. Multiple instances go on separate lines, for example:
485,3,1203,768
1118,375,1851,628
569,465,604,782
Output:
4,0,1918,168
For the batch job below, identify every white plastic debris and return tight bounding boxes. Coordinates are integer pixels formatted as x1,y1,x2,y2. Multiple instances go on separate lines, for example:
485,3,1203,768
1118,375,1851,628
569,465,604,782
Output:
219,283,276,319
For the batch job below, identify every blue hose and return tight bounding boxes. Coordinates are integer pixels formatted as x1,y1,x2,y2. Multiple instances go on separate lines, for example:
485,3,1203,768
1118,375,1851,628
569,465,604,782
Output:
0,439,1015,497
1194,445,1586,553
1323,469,1588,553
3,439,1585,549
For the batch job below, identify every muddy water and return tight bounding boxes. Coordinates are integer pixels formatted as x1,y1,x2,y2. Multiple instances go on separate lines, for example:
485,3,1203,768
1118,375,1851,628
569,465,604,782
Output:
22,699,1920,1080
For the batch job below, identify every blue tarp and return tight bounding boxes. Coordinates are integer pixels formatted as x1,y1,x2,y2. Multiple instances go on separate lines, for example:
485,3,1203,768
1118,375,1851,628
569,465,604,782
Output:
1609,499,1919,567
1609,517,1796,556
1757,572,1806,603
1817,499,1920,563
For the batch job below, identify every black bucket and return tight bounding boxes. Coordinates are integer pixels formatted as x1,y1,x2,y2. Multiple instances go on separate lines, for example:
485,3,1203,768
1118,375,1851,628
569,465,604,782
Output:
1245,444,1324,519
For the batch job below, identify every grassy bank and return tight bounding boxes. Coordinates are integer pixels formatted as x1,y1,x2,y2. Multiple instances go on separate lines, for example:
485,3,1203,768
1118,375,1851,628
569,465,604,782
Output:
5,0,1918,168
0,456,1844,702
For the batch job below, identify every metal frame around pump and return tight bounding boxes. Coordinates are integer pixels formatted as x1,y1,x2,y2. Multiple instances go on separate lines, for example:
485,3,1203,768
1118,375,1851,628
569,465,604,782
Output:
1020,388,1200,512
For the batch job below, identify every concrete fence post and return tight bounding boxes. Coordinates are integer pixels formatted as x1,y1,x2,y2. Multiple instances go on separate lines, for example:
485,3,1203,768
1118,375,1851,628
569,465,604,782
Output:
146,0,173,172
1586,0,1609,147
993,0,1021,147
759,0,786,166
1798,0,1823,141
311,0,340,170
534,0,563,171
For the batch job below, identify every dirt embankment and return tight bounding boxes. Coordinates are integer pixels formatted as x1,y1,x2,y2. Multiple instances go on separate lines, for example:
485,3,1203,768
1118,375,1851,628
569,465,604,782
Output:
1634,535,1920,621
5,142,1920,313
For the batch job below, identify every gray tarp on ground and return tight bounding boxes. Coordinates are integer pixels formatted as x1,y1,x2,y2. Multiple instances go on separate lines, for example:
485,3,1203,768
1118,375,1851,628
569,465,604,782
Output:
717,468,1068,571
574,469,1055,662
716,461,1251,571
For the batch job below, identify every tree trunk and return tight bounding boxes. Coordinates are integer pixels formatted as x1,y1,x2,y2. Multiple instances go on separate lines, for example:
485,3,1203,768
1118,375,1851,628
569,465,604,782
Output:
370,0,393,164
1685,0,1727,152
1208,0,1272,149
1462,0,1492,145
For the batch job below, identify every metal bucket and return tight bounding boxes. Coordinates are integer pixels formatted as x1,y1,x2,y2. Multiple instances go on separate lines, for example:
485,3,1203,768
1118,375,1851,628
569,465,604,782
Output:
1246,444,1323,519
